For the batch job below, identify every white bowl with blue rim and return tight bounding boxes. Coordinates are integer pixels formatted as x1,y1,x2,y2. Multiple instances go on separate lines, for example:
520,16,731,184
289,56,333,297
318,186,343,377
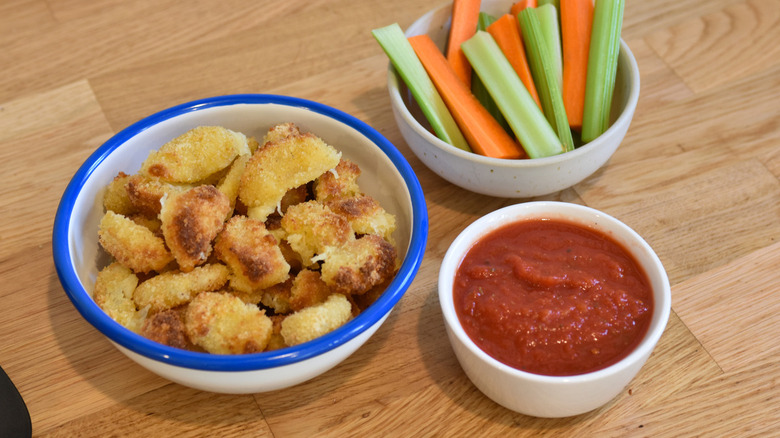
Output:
52,94,428,394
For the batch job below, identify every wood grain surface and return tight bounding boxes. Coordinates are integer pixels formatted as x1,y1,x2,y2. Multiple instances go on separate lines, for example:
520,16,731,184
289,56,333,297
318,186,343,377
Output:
1,0,778,436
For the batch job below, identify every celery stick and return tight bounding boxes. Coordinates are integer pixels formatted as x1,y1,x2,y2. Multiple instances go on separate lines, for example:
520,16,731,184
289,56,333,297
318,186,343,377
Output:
519,9,574,151
471,12,511,134
372,24,471,152
581,0,624,143
461,31,563,158
477,11,496,29
538,0,561,48
535,4,562,90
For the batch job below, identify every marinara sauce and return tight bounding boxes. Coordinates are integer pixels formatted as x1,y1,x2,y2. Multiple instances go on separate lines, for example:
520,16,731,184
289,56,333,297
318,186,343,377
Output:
453,218,653,376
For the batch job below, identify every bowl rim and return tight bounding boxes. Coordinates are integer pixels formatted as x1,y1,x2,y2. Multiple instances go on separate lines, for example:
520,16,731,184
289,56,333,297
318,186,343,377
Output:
387,30,641,169
438,201,671,383
52,93,429,371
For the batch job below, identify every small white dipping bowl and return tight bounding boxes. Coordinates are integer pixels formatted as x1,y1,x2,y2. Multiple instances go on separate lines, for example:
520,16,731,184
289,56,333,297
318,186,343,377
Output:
52,94,428,394
438,201,670,417
387,0,640,198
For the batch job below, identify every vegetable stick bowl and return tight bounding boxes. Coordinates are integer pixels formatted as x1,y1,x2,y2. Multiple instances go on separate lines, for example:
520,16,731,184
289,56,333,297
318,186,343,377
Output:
385,0,639,198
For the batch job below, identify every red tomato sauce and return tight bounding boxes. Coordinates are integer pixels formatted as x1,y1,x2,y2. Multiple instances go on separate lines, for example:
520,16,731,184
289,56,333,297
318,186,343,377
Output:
453,218,653,376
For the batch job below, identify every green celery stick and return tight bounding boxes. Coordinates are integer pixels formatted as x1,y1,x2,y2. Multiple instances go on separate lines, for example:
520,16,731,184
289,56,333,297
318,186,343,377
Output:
477,11,496,32
535,4,563,91
461,31,563,158
581,0,624,143
372,23,471,152
519,8,574,151
536,0,561,27
471,12,511,134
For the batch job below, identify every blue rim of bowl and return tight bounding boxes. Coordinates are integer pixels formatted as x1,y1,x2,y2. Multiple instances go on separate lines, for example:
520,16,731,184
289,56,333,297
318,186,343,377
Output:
52,94,429,372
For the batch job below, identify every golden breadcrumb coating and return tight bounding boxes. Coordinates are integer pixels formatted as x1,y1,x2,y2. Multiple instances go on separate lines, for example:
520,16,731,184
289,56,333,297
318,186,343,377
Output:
264,224,303,272
279,240,304,272
239,126,341,221
103,172,136,216
133,263,229,313
266,334,287,351
320,234,397,295
140,308,191,349
195,165,231,187
280,184,310,214
353,277,392,311
93,262,146,332
214,215,290,293
140,126,250,183
247,136,261,154
259,277,294,314
128,213,162,234
231,286,264,306
98,211,173,273
326,194,397,243
126,174,192,217
289,269,332,311
280,293,352,346
159,185,230,272
314,159,396,242
265,315,288,351
314,159,362,202
281,201,354,267
184,291,273,354
264,217,288,245
216,155,250,215
262,122,301,144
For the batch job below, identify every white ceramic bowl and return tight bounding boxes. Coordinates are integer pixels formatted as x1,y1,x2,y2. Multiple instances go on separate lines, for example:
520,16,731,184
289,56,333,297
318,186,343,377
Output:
388,0,640,198
438,201,670,417
53,94,428,394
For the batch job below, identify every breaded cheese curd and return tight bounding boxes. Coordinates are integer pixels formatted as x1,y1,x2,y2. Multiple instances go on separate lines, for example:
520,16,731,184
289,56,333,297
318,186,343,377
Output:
185,291,273,354
280,293,352,346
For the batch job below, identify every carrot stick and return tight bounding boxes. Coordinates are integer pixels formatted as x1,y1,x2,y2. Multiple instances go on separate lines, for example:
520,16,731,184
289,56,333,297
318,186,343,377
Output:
372,24,471,151
409,34,526,159
446,0,481,88
561,0,594,130
510,0,537,16
486,14,542,109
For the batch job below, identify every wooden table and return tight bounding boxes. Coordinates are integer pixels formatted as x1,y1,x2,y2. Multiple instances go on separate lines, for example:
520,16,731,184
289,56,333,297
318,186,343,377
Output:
1,0,778,436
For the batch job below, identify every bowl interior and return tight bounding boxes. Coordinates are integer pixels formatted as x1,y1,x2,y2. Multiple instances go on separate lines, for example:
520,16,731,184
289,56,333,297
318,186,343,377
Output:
439,202,671,381
54,95,428,371
392,0,636,160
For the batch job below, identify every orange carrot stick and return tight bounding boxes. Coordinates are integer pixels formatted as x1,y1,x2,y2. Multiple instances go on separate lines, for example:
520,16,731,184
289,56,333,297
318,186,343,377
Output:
561,0,594,130
409,34,526,159
510,0,537,16
486,14,542,109
446,0,481,88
